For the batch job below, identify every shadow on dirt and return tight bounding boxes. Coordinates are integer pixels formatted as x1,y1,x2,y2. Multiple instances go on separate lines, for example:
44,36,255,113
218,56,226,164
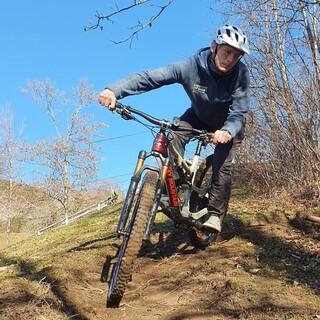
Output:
120,215,319,319
99,208,320,306
67,234,117,252
140,220,199,259
133,215,320,294
223,215,320,293
289,216,320,241
0,256,88,320
164,302,315,320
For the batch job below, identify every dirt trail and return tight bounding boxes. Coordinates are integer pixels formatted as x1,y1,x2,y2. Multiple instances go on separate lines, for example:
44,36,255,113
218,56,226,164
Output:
1,210,319,320
62,217,320,320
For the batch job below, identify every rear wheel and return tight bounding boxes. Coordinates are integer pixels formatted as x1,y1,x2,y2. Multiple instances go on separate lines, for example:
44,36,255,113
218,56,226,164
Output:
107,171,158,308
190,154,213,212
189,155,217,249
188,227,218,250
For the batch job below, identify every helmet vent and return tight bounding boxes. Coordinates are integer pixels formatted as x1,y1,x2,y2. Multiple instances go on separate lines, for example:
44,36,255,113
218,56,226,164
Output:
216,24,250,54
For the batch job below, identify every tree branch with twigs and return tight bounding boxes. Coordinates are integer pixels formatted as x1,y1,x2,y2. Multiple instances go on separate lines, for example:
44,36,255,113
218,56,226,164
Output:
0,106,27,244
23,79,106,224
85,0,174,46
217,0,320,197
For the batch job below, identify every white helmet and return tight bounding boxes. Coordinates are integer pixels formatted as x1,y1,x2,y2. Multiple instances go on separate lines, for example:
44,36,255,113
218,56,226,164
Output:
216,25,250,55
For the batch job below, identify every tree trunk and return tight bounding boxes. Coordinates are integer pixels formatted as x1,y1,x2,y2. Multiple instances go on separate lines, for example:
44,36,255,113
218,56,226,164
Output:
63,157,69,225
6,178,13,246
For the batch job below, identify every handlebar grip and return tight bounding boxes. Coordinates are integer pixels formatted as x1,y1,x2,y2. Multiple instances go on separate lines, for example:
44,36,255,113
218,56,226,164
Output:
115,101,129,110
114,102,135,120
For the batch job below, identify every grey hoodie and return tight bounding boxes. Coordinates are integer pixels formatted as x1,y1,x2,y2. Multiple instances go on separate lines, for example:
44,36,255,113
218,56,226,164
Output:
108,47,250,138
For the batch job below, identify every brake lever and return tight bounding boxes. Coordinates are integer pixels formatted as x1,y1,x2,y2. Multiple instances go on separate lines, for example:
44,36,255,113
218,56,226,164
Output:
199,133,212,145
116,107,135,121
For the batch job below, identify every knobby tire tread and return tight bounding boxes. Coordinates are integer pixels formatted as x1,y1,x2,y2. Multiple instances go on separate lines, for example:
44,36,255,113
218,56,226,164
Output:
107,171,158,307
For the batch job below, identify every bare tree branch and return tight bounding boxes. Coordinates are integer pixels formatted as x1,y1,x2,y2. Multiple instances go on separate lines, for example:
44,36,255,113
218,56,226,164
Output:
85,1,150,31
85,0,174,46
217,0,320,195
24,80,105,224
0,106,27,244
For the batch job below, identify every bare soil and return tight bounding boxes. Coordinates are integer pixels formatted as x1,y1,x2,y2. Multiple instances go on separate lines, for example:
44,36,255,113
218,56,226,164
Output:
1,203,319,320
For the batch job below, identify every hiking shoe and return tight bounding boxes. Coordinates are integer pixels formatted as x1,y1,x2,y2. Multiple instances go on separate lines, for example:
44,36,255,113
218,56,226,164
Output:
202,214,221,233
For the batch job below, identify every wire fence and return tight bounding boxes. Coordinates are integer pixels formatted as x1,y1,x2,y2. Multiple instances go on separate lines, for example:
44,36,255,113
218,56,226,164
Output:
36,193,119,235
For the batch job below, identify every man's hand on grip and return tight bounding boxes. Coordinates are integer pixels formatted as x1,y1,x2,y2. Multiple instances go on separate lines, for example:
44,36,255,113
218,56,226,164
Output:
98,89,117,112
210,130,232,144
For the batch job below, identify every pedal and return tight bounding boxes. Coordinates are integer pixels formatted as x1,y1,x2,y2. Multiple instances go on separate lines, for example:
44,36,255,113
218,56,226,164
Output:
189,207,208,220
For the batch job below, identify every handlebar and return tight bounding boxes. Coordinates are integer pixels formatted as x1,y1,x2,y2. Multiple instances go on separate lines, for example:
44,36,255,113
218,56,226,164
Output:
115,102,211,141
115,102,172,128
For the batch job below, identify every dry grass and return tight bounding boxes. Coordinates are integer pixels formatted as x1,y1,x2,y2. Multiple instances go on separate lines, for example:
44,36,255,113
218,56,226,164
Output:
0,190,319,320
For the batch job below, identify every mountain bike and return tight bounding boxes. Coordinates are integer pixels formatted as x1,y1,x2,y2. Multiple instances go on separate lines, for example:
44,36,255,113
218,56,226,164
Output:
104,102,217,308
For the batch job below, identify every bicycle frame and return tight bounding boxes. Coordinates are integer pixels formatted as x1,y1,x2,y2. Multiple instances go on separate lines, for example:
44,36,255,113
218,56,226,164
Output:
116,126,209,241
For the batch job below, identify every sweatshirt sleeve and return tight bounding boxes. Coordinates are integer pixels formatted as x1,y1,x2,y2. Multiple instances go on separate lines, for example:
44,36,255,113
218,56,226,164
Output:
107,58,192,99
221,64,250,138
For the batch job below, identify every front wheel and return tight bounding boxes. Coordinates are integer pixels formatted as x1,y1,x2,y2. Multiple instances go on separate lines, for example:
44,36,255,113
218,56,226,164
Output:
107,170,158,308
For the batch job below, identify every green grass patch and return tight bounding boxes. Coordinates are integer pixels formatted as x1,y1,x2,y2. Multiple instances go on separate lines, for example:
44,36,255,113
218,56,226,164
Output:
231,187,252,200
0,203,121,284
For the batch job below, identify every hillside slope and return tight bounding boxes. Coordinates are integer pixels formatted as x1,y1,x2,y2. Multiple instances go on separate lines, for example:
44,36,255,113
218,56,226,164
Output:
0,192,319,320
0,179,119,234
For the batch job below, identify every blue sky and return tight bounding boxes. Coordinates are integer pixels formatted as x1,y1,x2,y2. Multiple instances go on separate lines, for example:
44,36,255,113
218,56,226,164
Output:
1,0,231,189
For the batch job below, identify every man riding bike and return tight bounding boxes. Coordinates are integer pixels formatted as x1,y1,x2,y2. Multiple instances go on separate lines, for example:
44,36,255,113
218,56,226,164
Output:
99,24,250,234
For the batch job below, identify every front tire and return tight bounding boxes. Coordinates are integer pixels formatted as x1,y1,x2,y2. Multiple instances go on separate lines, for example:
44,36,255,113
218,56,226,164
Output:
107,171,158,308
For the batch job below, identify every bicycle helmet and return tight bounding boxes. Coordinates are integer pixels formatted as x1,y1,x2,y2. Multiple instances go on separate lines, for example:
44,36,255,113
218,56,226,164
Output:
216,25,250,55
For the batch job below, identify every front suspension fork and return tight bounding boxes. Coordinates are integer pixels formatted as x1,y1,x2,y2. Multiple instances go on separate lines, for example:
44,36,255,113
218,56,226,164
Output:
116,150,147,236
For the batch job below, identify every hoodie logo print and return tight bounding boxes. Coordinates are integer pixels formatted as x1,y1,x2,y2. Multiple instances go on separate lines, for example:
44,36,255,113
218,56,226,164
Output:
193,84,207,94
